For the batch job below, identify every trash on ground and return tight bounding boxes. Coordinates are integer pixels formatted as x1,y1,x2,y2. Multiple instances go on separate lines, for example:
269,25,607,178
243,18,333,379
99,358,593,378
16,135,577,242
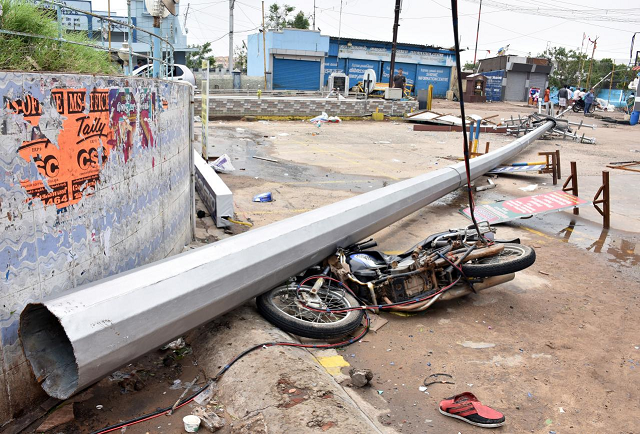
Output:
439,392,505,428
458,341,496,349
476,178,496,192
183,414,201,432
519,184,538,192
235,128,245,132
278,132,290,136
196,210,206,219
253,192,273,202
368,313,388,332
36,404,75,433
253,156,279,163
95,404,103,410
424,373,454,387
210,154,236,173
193,384,214,405
161,337,186,351
193,406,226,432
418,386,428,392
193,115,202,122
309,112,341,123
349,368,373,387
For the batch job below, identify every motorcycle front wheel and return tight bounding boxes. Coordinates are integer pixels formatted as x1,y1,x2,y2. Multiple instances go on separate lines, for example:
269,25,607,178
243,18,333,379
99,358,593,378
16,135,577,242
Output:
257,283,364,339
461,243,536,278
572,104,581,113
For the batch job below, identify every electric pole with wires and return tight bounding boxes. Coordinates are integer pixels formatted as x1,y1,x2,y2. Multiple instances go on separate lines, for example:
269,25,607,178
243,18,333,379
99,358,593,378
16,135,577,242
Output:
388,0,401,88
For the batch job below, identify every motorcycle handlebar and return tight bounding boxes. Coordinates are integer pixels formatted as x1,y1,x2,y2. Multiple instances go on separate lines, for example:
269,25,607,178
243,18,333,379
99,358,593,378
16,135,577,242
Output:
356,240,378,251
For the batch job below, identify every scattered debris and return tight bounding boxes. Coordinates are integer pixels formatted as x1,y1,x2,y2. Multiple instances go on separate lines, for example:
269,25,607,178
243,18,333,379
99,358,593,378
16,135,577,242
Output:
161,337,186,351
539,271,550,276
309,112,342,123
169,376,199,415
349,368,373,387
476,178,496,192
458,341,496,349
519,184,538,192
278,132,290,136
193,406,226,432
36,404,75,432
253,192,273,202
503,112,596,144
418,386,428,393
210,154,236,173
253,156,279,163
183,414,201,432
95,405,103,410
368,313,388,332
424,373,454,387
235,128,245,132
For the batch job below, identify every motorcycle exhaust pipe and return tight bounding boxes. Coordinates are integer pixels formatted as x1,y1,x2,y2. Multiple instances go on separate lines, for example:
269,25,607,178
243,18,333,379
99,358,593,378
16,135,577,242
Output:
438,273,515,301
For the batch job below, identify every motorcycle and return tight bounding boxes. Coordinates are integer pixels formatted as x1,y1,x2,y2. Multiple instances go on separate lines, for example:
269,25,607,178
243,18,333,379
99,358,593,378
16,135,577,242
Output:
572,98,597,113
257,223,536,339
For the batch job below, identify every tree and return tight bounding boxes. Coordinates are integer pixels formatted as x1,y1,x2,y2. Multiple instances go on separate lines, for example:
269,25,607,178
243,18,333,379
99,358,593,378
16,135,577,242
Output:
463,62,478,72
186,42,215,70
290,11,309,29
234,44,247,71
267,3,295,30
540,47,635,90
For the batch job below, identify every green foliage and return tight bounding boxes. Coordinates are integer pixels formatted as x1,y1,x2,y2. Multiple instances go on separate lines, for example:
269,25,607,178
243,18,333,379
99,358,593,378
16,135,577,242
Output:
186,42,215,70
267,3,295,30
290,11,309,30
234,44,247,71
464,62,478,72
540,47,636,90
0,0,116,74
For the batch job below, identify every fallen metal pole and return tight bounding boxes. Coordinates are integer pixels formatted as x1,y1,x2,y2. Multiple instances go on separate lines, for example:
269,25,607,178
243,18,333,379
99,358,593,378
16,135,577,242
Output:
20,120,555,399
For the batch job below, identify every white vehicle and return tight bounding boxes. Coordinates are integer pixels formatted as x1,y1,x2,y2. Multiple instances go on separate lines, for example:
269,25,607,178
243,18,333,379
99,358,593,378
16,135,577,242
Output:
132,63,196,87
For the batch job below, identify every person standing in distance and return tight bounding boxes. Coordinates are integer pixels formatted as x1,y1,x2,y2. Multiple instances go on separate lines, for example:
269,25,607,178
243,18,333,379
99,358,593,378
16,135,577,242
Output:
556,85,568,115
543,86,551,114
584,88,595,115
393,68,406,94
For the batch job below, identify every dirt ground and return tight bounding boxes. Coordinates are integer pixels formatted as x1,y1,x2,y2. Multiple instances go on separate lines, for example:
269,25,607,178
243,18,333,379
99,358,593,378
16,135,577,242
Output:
19,100,640,433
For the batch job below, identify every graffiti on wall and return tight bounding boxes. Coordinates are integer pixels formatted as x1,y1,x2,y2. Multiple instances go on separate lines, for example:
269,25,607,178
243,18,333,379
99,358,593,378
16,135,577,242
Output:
6,87,156,209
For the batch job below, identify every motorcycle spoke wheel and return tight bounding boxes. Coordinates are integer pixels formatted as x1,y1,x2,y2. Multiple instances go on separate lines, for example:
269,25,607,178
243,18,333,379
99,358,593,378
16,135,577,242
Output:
461,243,536,277
257,283,364,339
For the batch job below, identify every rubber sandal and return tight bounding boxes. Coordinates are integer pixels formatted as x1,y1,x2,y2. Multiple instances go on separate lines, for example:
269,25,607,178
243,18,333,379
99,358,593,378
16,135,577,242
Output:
439,392,505,428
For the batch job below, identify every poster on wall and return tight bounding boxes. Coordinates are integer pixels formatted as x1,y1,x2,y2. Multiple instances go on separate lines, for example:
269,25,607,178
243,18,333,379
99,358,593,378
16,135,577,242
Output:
10,89,112,208
483,70,504,101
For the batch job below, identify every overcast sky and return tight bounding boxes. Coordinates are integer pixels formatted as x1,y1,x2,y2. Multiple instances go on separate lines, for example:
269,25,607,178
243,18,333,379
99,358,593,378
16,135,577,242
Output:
94,0,640,65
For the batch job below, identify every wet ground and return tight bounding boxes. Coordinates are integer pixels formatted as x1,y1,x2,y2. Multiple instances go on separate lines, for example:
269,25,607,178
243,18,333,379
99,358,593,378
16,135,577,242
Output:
20,100,640,433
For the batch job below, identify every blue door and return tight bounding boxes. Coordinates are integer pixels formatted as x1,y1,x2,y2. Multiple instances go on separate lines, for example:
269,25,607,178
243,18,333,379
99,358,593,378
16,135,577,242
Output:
382,63,417,94
273,57,321,91
415,65,451,97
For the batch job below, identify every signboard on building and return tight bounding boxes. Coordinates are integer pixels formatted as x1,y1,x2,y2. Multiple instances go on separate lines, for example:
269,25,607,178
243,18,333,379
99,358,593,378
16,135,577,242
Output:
338,46,455,67
40,0,93,31
483,70,504,102
460,191,590,224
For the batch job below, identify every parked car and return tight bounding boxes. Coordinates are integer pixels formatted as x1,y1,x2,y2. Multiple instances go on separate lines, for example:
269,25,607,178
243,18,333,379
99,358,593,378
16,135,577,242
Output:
132,63,196,87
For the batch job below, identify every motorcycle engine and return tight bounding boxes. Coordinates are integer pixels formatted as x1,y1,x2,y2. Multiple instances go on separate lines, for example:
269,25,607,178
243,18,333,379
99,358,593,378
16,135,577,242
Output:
383,274,431,303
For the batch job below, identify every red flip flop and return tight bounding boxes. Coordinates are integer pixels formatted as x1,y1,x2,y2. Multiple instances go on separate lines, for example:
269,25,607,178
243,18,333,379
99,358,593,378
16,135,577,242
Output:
439,392,505,428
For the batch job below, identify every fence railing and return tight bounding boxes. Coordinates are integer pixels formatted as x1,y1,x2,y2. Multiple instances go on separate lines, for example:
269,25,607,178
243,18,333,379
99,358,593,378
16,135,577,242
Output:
0,0,175,78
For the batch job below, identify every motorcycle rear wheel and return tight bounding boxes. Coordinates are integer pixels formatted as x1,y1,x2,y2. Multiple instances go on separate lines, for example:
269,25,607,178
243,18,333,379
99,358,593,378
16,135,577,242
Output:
572,104,581,113
461,243,535,277
257,283,364,339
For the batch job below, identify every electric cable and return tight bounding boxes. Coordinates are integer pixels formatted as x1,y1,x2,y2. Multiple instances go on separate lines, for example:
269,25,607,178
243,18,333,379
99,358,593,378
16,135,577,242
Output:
450,0,484,242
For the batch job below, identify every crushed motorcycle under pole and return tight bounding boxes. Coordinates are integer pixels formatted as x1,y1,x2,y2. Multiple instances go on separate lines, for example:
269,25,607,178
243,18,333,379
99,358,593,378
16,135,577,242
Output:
257,223,536,339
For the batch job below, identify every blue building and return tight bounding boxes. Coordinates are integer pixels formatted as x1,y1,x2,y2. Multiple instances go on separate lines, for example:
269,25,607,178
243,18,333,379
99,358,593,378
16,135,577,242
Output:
52,0,190,65
248,29,456,96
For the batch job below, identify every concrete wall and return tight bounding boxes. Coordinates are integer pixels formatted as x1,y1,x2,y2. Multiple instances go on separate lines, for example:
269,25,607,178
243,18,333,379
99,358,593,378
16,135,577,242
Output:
0,72,193,425
194,96,418,117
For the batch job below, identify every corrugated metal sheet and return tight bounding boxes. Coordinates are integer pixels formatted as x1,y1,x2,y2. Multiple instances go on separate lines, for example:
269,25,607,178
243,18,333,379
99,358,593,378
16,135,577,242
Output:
273,57,321,91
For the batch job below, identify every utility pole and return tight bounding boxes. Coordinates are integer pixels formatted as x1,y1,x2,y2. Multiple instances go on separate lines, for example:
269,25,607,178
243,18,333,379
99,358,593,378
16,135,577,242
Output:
578,33,586,88
229,0,235,73
183,3,189,33
107,0,111,52
586,36,598,89
262,1,267,89
313,0,316,31
388,0,401,87
338,0,343,39
473,0,482,65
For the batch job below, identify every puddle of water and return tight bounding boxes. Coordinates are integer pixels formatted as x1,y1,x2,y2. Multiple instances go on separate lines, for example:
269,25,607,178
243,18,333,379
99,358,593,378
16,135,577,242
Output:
511,212,640,269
